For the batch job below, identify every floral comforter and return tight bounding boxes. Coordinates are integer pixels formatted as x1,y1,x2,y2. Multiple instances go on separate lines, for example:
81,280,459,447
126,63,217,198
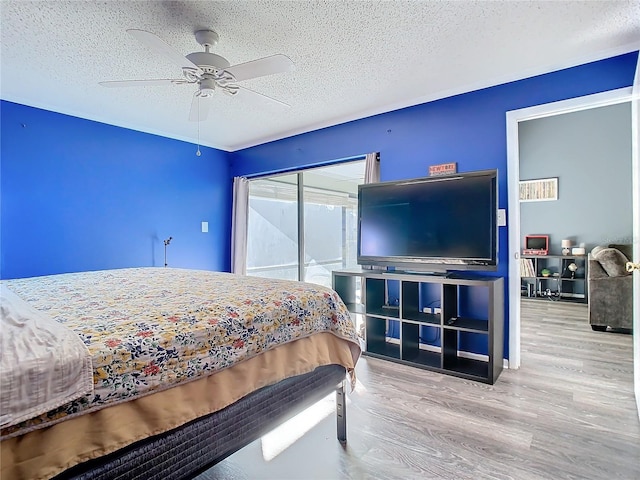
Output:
1,267,359,439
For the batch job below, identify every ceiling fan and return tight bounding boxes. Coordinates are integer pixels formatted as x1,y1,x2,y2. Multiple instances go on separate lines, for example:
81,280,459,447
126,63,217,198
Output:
100,29,294,121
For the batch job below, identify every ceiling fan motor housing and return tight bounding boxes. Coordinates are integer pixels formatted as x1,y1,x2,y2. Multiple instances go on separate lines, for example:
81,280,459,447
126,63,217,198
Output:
185,52,231,71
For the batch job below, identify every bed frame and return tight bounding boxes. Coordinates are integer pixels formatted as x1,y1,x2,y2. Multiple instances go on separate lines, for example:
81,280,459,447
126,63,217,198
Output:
53,364,347,480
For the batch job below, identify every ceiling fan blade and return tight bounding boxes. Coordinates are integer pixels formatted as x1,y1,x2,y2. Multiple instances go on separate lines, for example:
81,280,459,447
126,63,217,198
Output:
189,94,212,122
127,29,203,75
99,79,185,88
225,54,294,82
234,85,290,107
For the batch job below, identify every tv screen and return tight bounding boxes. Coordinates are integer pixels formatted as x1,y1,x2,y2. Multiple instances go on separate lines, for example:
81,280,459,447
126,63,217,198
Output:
357,170,498,271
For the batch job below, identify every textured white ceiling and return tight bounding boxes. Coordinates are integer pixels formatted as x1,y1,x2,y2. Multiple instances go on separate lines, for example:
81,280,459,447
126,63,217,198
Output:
1,1,638,152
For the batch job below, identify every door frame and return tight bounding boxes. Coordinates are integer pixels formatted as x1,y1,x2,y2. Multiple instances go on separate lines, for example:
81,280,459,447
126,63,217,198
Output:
506,86,634,370
631,57,639,418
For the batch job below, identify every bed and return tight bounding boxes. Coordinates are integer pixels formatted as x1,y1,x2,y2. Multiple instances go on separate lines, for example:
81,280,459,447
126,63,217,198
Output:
0,267,360,480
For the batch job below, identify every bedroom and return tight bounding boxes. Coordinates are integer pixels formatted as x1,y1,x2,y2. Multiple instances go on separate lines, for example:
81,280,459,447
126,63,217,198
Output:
1,1,639,479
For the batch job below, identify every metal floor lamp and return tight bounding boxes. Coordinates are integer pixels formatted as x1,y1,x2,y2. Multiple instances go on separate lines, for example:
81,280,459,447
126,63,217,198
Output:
164,237,172,267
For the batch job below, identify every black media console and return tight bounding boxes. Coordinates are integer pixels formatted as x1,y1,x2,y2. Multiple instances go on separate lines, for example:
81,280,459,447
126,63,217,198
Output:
332,268,504,384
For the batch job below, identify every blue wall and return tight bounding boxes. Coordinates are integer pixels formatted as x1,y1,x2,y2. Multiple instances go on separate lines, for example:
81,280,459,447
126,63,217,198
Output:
232,52,638,357
233,53,637,286
233,52,638,281
1,101,232,279
234,53,638,181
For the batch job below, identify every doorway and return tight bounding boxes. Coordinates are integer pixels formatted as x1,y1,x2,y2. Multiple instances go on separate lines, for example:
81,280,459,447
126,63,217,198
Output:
506,87,634,369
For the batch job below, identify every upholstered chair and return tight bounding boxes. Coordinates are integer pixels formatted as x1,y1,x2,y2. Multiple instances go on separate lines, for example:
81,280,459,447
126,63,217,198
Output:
587,244,633,332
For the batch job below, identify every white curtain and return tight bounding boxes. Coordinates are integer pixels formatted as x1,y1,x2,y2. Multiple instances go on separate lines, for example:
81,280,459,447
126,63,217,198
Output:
364,152,380,183
231,176,249,275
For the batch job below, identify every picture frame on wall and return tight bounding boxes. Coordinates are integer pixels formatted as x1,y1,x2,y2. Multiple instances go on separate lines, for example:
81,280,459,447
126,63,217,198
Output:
519,177,558,202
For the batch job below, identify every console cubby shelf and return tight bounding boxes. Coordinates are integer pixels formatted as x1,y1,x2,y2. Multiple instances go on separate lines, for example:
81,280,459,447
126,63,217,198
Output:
332,268,504,384
520,254,588,304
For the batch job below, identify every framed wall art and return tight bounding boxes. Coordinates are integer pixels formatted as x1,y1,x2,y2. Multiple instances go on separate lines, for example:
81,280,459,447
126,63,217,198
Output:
519,177,558,202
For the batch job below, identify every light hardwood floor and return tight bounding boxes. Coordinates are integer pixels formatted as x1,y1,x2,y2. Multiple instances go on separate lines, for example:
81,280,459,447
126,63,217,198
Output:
198,300,639,479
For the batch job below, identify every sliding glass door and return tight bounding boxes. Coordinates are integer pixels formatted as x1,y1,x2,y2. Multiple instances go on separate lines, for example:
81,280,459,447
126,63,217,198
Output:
246,174,299,280
246,161,364,287
302,164,360,286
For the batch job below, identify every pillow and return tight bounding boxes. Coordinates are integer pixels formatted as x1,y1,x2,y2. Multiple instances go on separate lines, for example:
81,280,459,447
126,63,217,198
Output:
608,243,633,261
593,247,630,277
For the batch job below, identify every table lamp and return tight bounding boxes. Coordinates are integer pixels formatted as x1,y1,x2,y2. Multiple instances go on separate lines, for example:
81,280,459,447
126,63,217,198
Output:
561,239,571,256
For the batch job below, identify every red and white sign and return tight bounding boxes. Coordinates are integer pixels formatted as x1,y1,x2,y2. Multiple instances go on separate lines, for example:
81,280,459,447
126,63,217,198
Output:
428,162,457,176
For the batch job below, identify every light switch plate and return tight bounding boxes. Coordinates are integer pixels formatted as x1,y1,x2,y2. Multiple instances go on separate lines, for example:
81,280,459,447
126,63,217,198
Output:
201,221,209,233
497,209,506,227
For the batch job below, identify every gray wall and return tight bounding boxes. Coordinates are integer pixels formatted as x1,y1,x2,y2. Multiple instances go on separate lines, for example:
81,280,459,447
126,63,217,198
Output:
519,102,632,255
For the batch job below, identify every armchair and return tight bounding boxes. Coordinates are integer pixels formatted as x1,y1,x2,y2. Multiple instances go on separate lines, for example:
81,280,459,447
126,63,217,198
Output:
587,244,633,332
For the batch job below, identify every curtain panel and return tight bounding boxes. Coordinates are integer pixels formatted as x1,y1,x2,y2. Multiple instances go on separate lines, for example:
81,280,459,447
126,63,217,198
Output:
231,176,249,275
364,152,380,184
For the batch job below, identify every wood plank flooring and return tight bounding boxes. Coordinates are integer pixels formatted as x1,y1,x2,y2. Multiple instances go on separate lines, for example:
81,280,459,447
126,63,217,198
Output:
197,300,639,479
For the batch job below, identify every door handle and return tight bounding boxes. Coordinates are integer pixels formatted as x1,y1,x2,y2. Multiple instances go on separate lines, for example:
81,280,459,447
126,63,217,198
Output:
626,261,640,273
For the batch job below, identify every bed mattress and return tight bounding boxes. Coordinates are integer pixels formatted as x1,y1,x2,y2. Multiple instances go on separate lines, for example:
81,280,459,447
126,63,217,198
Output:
1,267,359,439
0,268,360,480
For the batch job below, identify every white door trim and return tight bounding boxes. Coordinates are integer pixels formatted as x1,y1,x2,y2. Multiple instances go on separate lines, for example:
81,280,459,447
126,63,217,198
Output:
506,87,633,370
630,58,640,419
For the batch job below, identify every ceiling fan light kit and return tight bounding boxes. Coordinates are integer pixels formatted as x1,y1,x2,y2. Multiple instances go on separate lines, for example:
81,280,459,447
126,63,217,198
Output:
99,28,294,122
197,78,217,98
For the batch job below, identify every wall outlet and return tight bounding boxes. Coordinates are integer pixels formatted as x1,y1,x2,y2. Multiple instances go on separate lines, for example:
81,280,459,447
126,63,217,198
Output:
422,307,442,315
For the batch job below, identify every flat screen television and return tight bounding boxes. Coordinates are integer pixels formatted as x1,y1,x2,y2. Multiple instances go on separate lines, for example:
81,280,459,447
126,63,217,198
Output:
357,169,498,272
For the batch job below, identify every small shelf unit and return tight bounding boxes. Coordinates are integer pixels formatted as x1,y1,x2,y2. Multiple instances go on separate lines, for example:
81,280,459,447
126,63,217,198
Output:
332,268,504,384
520,254,588,304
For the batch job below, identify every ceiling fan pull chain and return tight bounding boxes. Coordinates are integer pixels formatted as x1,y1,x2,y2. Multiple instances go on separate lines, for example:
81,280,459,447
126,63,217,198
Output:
196,96,202,157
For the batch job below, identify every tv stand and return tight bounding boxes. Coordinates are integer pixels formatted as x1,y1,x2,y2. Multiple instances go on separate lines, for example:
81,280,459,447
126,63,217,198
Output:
332,268,504,384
